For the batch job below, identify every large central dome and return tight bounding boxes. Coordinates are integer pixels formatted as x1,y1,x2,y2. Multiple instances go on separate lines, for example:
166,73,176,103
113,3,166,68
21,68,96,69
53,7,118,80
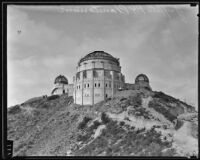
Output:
78,51,119,65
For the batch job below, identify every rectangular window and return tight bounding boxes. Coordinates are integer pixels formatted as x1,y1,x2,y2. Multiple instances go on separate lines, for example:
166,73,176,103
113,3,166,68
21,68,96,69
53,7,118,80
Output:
88,84,89,88
76,72,80,80
98,83,100,87
114,72,120,80
106,83,107,87
93,70,98,78
105,70,112,79
95,83,97,87
83,70,87,79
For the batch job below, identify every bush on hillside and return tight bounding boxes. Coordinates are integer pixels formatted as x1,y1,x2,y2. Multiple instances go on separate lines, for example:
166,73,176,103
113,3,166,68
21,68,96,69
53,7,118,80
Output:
8,105,21,114
78,116,92,130
129,94,142,107
101,112,110,124
47,95,59,101
77,134,90,142
120,97,127,102
175,120,184,130
90,120,101,130
149,101,177,122
153,92,177,103
120,121,125,126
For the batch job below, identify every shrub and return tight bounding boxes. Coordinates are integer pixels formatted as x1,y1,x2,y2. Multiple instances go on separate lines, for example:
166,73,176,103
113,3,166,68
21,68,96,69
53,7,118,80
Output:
131,126,135,130
120,121,125,126
8,105,21,114
175,120,184,130
124,117,130,121
149,101,177,122
41,103,50,108
77,134,90,142
130,94,142,106
71,114,79,122
89,120,102,131
136,129,140,134
106,121,120,136
101,112,110,124
78,116,92,130
153,91,177,103
93,120,101,128
120,97,127,101
140,127,146,132
106,147,113,156
47,95,59,101
162,148,175,156
14,142,26,152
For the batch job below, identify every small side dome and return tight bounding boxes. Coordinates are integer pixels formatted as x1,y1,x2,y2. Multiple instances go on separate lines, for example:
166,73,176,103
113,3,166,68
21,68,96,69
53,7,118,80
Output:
135,74,149,83
54,75,68,84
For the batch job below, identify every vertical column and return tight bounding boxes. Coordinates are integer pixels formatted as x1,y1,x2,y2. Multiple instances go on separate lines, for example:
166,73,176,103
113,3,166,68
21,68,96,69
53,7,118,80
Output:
81,71,83,106
92,61,95,105
101,61,105,100
111,70,114,98
74,86,76,103
62,83,64,94
74,66,78,104
83,63,87,105
73,76,76,103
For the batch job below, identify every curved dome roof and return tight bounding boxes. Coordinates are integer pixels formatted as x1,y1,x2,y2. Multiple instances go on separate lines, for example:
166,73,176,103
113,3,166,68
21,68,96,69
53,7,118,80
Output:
78,51,119,65
54,75,68,84
135,74,149,83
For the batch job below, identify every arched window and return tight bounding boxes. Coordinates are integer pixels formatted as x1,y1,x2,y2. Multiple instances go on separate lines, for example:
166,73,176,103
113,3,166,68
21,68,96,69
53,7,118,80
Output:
106,94,108,98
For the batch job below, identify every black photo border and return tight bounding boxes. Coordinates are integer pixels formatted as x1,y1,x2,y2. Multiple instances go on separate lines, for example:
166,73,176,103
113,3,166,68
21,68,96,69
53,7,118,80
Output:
1,0,199,159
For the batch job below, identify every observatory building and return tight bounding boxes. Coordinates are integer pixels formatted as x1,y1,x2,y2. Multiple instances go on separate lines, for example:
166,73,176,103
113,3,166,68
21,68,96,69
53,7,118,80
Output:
51,75,73,96
73,51,125,105
124,74,152,91
134,74,151,90
51,51,152,105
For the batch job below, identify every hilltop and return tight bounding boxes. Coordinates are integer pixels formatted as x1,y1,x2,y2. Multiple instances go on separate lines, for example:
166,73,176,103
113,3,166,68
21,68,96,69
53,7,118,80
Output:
7,89,198,157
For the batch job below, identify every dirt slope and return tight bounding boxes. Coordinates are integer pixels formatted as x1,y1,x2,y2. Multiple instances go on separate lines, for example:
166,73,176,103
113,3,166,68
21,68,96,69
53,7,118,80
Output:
7,90,198,157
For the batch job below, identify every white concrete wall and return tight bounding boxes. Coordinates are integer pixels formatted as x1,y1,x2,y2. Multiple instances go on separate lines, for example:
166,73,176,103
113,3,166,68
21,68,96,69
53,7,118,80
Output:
77,59,121,72
52,84,74,96
73,57,124,105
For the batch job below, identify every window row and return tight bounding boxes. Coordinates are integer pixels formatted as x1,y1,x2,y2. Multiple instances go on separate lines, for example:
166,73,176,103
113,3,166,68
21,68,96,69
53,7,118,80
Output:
76,70,122,80
76,83,121,90
84,93,110,97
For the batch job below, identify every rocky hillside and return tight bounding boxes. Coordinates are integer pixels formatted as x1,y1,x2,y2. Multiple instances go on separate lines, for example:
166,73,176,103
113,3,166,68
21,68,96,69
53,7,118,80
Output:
7,89,198,157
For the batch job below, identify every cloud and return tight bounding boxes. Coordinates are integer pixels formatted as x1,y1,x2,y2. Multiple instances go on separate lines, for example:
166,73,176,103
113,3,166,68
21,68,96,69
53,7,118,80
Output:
7,5,198,109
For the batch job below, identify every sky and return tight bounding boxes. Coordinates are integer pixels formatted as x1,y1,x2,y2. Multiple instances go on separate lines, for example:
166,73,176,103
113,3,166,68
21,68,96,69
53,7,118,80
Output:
7,5,198,109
